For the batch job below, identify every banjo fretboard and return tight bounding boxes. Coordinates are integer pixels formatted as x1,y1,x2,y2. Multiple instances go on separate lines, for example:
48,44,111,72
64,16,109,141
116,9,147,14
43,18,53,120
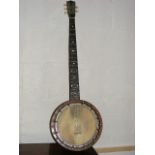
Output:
69,17,80,100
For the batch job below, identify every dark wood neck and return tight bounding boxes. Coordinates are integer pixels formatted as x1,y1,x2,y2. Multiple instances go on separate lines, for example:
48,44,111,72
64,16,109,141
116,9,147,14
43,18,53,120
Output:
68,17,80,100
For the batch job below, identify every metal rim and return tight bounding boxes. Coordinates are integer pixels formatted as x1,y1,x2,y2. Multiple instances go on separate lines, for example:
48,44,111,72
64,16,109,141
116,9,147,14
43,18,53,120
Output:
49,100,103,151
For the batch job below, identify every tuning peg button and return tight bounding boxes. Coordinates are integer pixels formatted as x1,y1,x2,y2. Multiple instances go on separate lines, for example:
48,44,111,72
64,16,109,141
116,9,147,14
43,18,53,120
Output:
75,9,79,12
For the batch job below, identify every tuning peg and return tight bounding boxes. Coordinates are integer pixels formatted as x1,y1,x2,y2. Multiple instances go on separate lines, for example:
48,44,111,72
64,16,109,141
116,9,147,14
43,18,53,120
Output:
75,9,79,13
64,11,67,14
64,7,67,11
75,6,79,12
64,4,67,10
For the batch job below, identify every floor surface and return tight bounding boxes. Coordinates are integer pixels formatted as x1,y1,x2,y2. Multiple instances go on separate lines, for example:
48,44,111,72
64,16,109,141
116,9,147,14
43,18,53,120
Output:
99,151,135,155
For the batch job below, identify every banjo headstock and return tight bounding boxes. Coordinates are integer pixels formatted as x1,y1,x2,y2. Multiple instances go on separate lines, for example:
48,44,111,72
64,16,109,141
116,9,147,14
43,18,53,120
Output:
64,1,78,17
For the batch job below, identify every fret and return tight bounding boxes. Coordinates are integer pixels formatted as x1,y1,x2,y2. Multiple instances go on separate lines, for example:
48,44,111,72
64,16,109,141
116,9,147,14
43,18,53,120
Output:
70,25,75,29
69,44,76,48
69,39,76,44
70,34,76,38
69,59,77,63
70,75,77,81
70,24,75,29
69,51,76,55
69,29,75,34
70,83,78,87
70,92,79,99
70,65,77,68
69,42,76,46
70,59,77,63
69,54,77,57
71,40,76,44
70,75,78,81
70,37,76,42
70,49,76,53
70,80,78,84
70,72,78,76
69,54,77,58
69,46,76,50
70,61,77,65
70,88,79,92
70,68,78,73
70,65,77,69
69,33,76,36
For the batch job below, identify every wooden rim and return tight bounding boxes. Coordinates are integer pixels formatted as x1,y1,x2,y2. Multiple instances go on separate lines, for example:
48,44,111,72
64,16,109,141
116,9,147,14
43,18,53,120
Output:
49,100,103,151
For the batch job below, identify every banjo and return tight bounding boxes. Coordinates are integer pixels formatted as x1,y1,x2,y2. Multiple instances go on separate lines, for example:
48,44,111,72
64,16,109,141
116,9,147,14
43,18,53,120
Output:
50,1,103,151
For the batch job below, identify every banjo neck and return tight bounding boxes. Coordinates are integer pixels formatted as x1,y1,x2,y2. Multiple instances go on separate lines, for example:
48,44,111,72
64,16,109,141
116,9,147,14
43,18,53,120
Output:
68,16,80,100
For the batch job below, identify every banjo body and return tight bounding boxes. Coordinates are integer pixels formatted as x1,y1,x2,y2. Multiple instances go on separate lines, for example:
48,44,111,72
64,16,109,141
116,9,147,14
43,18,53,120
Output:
50,1,103,151
50,100,102,151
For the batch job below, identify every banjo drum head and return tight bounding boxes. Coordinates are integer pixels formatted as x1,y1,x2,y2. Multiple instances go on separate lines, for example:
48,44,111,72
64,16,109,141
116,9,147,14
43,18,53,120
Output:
50,100,103,151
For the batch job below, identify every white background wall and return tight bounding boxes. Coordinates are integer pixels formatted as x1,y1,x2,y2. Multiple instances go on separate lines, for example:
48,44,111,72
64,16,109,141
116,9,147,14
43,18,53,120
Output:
19,0,135,148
